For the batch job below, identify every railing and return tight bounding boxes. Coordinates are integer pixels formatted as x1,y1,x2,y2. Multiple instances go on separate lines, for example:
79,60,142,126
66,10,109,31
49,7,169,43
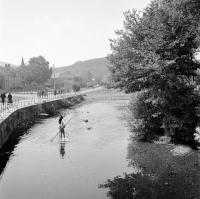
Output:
0,87,102,122
0,92,73,122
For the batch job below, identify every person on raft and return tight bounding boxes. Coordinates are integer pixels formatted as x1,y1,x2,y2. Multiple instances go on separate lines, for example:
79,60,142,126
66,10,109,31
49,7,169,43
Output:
58,114,66,138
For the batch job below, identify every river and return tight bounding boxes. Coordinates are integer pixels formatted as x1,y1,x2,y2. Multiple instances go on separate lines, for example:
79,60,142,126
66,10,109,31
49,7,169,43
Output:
0,89,199,199
0,90,132,199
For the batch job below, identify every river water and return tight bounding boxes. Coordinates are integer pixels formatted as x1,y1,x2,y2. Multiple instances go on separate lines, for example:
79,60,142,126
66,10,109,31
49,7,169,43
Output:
0,93,133,199
0,90,199,199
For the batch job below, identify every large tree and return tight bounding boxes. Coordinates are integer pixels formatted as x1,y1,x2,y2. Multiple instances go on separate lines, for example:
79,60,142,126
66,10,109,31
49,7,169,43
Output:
28,56,52,84
17,56,52,86
109,0,200,145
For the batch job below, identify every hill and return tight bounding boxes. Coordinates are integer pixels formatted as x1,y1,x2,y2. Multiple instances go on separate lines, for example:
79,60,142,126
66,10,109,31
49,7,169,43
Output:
54,57,110,81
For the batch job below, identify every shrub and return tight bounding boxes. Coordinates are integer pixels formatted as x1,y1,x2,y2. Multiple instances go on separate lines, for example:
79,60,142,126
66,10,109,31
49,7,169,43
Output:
128,91,164,141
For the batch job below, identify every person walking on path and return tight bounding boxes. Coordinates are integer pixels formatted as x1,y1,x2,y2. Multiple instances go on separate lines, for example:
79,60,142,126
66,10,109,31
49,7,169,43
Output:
58,113,64,125
1,93,6,105
8,92,13,104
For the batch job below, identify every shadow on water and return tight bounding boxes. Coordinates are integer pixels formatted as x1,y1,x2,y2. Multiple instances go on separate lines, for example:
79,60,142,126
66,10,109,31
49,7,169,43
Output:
59,141,66,158
99,140,200,199
0,118,44,178
0,128,30,178
0,112,60,178
0,119,71,180
59,139,71,159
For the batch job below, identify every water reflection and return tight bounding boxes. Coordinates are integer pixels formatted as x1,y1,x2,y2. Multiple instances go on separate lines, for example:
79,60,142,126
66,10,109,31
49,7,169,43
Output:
0,152,10,180
59,141,66,159
0,129,27,178
100,140,200,199
0,120,41,179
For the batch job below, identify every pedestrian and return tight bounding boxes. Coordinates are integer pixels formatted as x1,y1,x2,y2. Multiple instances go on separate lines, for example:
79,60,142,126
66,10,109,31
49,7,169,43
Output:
0,93,2,104
50,103,55,115
54,90,57,95
58,113,64,124
8,92,13,104
1,93,6,105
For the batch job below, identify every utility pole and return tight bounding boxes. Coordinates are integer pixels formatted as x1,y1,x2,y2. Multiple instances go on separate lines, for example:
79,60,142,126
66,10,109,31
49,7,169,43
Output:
5,72,8,92
53,64,56,91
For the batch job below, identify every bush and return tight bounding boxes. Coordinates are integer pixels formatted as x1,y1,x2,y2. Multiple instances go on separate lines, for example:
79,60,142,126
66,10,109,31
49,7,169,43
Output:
128,91,164,141
128,85,200,147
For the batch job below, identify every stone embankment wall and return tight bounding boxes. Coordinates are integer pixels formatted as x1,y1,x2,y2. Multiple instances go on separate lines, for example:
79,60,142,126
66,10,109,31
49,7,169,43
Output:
0,95,84,149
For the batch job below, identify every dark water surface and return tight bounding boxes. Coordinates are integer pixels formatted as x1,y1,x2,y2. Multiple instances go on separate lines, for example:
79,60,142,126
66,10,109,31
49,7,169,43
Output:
0,99,133,199
0,92,199,199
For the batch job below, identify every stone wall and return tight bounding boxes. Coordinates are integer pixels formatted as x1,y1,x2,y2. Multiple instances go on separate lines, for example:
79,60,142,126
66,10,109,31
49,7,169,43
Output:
0,95,84,149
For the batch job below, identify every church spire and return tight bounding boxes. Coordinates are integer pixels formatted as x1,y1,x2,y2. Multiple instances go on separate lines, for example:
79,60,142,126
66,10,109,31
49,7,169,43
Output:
21,57,25,67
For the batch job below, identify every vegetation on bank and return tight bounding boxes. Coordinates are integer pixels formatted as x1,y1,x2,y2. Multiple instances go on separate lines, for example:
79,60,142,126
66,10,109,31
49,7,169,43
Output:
109,0,200,147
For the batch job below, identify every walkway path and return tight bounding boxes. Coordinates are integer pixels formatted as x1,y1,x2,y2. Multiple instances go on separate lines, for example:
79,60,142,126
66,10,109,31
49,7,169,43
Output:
0,87,102,122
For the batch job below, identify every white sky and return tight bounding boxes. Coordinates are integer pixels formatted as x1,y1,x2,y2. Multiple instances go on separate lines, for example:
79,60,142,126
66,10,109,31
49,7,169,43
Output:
0,0,151,66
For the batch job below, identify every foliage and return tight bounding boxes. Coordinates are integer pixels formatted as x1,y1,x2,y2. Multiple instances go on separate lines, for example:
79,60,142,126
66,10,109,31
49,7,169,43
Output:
109,0,200,145
100,172,170,199
55,57,109,83
87,71,93,81
26,56,52,84
128,91,164,141
100,136,199,198
0,74,5,89
73,76,86,88
45,77,64,89
0,56,52,91
72,84,80,93
100,164,199,199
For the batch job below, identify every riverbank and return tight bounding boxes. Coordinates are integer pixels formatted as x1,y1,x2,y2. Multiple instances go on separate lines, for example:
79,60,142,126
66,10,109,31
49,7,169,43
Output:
92,90,199,199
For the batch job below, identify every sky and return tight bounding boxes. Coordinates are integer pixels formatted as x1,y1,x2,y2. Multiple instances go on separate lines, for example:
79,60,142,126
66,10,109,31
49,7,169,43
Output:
0,0,152,67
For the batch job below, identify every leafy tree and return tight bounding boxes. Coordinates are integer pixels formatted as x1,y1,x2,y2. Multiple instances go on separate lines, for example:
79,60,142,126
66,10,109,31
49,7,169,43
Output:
16,56,52,87
72,84,81,93
87,71,93,82
109,0,200,146
73,76,86,87
28,56,52,84
0,74,5,89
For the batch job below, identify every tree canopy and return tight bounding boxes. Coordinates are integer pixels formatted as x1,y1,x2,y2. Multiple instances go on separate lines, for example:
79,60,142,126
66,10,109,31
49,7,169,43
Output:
17,56,52,86
109,0,200,146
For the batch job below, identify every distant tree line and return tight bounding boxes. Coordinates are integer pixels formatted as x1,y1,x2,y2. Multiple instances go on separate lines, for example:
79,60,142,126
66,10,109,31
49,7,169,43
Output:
46,70,103,91
0,56,52,90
